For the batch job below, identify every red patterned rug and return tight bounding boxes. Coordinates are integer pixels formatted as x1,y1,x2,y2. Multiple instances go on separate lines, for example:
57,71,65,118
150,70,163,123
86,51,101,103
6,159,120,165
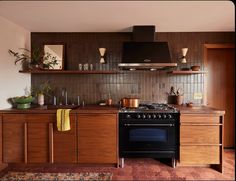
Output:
0,172,112,181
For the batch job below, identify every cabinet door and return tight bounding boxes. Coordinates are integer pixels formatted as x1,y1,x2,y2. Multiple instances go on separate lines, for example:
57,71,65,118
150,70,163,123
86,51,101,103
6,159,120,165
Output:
27,114,53,163
2,114,25,163
78,114,117,164
53,114,77,163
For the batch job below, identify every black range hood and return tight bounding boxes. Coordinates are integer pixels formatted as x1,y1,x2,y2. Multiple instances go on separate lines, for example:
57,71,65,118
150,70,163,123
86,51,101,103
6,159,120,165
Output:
118,26,177,70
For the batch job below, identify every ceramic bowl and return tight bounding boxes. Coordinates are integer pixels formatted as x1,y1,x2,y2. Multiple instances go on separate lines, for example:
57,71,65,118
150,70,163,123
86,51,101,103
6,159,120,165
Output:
13,96,34,104
191,65,200,71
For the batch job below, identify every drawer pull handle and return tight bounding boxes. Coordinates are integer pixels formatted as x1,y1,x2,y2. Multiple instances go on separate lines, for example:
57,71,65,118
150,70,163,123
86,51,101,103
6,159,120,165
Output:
181,123,222,126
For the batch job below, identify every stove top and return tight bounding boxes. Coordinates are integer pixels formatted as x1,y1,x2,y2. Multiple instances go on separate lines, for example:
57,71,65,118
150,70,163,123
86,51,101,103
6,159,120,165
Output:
119,103,179,113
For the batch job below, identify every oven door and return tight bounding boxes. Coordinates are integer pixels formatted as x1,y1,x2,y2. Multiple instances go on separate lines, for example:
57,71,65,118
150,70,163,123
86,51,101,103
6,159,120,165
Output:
119,120,177,158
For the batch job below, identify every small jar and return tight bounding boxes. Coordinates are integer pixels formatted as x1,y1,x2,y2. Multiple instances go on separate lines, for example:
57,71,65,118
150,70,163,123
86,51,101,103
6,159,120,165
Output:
78,63,83,70
90,64,93,70
83,63,88,71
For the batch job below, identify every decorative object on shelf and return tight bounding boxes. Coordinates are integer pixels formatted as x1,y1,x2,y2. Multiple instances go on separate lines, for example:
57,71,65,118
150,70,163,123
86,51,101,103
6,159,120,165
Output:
78,63,83,70
99,48,106,64
83,63,89,70
90,64,93,70
179,48,188,63
167,86,184,105
191,65,200,71
8,47,58,71
43,44,65,70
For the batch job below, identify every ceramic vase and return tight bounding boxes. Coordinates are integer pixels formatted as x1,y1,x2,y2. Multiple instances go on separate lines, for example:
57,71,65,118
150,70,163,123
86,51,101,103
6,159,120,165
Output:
38,94,44,106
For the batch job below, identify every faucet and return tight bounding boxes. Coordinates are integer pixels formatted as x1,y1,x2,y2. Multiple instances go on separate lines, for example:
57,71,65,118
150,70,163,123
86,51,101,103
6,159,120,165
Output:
61,88,68,105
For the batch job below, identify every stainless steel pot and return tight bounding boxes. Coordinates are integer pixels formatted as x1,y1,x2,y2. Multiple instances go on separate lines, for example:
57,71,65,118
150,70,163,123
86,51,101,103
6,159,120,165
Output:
121,98,139,108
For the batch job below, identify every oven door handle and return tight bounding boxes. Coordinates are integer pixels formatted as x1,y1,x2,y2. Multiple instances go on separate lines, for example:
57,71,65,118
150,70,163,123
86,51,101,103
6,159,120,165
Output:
124,123,174,127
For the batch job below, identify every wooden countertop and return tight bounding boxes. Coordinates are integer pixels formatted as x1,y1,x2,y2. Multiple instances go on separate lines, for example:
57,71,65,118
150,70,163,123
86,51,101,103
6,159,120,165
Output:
0,105,120,114
173,105,225,115
0,104,224,115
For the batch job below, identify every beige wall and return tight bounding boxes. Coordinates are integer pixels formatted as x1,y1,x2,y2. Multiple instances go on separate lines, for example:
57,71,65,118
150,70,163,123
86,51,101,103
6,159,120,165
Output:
0,16,30,109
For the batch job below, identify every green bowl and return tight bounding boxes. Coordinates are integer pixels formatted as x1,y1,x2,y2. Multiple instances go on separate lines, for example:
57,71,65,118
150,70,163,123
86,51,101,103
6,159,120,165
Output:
13,96,34,104
17,103,31,109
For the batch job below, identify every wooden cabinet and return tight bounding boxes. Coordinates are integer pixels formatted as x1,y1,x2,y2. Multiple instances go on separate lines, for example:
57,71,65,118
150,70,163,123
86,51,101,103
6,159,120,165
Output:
179,114,223,172
27,114,53,163
2,114,25,163
2,114,26,163
53,115,77,163
78,114,118,165
27,114,77,164
1,112,117,166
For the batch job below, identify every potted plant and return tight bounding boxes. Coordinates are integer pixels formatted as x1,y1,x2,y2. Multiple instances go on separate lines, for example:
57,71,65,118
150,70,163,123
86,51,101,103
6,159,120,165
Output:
8,47,58,71
33,81,52,106
167,86,184,105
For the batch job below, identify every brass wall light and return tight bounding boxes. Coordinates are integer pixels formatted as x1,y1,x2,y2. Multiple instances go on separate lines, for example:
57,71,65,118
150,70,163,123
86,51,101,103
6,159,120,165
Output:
99,48,106,64
179,48,188,63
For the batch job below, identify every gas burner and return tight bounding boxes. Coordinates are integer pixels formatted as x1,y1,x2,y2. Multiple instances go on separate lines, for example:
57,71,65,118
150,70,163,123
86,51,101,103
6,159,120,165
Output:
119,103,179,113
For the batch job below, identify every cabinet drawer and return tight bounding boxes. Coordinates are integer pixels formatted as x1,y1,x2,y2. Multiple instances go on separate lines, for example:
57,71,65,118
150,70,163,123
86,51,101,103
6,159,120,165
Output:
180,146,220,164
181,115,220,123
180,125,220,144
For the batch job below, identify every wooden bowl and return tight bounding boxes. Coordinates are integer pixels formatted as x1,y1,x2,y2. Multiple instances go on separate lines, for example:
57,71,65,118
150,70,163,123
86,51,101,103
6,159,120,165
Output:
191,66,200,71
186,102,193,107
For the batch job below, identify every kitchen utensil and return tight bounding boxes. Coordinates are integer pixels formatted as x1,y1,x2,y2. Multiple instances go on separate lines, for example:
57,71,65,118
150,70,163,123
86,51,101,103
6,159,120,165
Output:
106,98,112,106
121,98,139,108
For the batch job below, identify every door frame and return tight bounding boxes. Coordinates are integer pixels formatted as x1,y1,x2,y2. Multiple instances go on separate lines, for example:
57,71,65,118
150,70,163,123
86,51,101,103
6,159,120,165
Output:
203,43,235,105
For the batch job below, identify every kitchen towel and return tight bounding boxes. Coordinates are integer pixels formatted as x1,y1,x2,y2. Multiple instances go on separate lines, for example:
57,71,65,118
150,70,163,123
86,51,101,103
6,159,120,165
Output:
57,109,71,131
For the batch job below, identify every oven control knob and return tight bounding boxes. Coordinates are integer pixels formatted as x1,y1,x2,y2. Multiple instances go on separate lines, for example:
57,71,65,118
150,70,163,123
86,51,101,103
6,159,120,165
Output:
167,114,172,119
163,114,167,119
152,114,157,119
147,114,152,119
142,114,146,119
126,114,131,119
137,114,141,119
157,114,162,119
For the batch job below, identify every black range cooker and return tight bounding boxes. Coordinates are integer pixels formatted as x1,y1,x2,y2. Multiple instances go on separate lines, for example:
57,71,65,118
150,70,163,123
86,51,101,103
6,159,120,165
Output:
119,103,180,168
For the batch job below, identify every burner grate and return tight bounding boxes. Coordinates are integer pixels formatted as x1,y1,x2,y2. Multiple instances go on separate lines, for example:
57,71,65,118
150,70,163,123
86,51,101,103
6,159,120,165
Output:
120,103,178,113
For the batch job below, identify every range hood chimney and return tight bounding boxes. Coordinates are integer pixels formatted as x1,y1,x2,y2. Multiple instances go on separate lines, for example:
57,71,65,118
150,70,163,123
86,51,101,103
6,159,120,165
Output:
118,25,177,70
133,25,155,42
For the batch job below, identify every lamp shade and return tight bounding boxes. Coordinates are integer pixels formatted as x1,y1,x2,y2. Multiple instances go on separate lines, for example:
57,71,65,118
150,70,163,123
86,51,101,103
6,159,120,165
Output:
181,48,188,57
181,57,187,63
99,48,106,56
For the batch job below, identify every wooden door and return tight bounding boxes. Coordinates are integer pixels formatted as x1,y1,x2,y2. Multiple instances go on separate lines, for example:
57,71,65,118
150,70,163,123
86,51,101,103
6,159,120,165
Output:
2,114,25,163
27,114,53,163
78,114,117,164
53,114,77,163
204,44,235,147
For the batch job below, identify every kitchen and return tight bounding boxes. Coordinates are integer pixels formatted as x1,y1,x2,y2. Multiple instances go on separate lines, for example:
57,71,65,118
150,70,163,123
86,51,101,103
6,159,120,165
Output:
0,1,235,180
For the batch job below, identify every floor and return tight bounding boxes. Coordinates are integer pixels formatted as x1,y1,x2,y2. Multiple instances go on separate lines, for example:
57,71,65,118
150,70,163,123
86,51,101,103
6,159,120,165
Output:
1,149,234,180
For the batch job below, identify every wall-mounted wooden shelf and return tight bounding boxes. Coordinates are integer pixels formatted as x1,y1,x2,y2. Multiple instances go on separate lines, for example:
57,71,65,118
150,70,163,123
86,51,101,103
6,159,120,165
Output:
19,70,119,74
168,70,207,74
